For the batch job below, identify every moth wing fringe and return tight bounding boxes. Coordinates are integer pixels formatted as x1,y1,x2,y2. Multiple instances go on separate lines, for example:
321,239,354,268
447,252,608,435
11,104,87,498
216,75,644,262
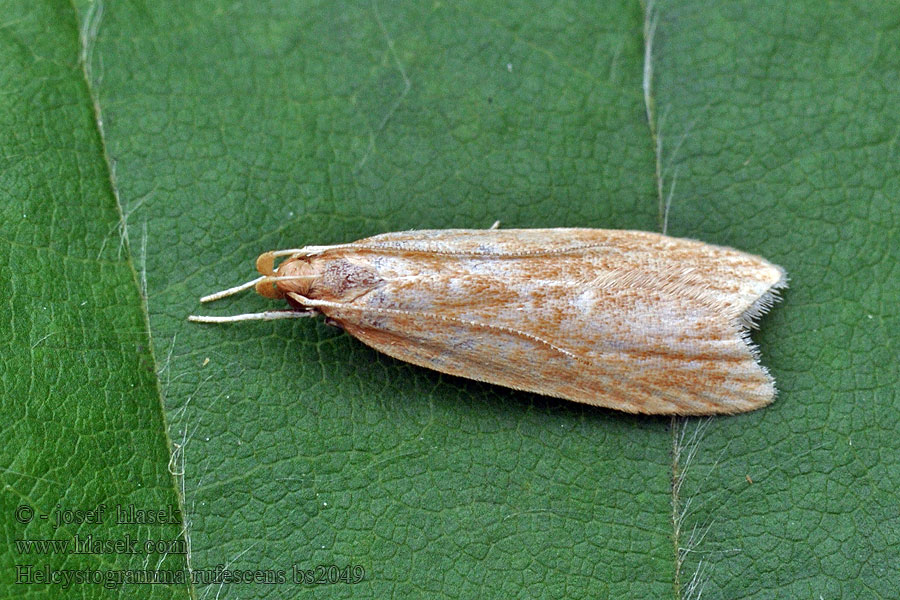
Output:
737,267,789,330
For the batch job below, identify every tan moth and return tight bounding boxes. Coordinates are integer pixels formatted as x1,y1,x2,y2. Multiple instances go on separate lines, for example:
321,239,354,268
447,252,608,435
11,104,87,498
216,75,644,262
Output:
190,228,787,415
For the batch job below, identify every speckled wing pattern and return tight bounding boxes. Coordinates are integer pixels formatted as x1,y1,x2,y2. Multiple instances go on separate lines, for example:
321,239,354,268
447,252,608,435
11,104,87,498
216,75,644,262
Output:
305,229,787,415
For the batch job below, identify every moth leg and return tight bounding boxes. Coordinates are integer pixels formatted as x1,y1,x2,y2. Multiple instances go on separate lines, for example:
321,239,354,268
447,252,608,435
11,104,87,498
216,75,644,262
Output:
323,317,343,329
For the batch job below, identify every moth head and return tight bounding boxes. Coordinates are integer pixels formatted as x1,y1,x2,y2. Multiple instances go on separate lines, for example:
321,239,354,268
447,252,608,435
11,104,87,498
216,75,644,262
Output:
188,246,376,324
254,251,316,299
253,250,379,305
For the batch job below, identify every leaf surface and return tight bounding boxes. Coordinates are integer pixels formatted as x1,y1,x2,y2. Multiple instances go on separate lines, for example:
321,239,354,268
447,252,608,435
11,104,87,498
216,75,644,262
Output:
0,2,189,598
4,1,897,598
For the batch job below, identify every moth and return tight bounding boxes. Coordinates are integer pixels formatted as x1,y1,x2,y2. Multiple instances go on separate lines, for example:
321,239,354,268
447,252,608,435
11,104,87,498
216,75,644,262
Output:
190,228,787,415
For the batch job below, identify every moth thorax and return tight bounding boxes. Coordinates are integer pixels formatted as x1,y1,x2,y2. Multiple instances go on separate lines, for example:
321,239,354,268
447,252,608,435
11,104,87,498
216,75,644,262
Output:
275,257,318,296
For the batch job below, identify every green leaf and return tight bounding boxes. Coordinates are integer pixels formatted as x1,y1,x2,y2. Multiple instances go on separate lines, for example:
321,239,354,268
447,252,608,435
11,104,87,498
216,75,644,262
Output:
4,1,897,598
0,2,189,599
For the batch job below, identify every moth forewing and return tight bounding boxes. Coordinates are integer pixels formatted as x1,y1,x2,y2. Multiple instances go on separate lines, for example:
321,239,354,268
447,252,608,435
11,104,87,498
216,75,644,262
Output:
190,228,787,415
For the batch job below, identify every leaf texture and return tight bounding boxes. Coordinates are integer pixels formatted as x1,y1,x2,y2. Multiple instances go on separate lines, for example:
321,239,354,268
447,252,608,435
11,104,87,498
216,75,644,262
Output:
3,1,897,599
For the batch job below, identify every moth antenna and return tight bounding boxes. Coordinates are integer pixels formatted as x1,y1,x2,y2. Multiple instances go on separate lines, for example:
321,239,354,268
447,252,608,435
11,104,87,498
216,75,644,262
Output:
200,276,267,303
254,273,282,299
270,248,306,257
200,271,321,303
188,310,316,323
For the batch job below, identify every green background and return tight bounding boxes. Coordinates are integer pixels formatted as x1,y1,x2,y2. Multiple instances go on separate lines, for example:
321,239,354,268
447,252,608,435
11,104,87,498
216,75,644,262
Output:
2,0,897,598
